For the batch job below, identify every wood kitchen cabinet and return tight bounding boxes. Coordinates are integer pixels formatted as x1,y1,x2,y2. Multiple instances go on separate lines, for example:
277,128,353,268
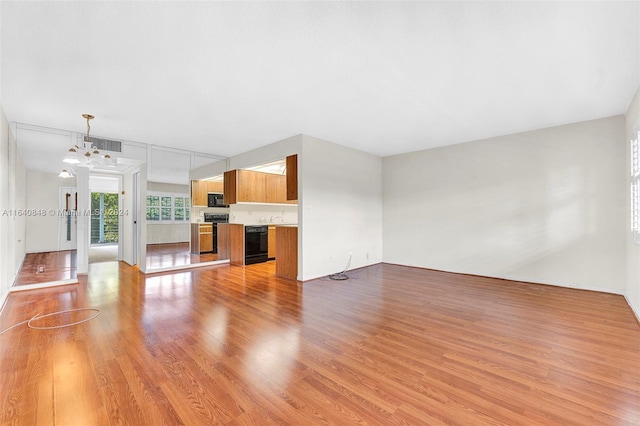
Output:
228,223,245,265
190,223,213,254
199,224,213,253
286,154,297,201
206,180,223,193
216,223,230,260
192,180,225,207
268,225,276,259
267,173,296,205
191,180,208,206
223,168,295,205
265,173,281,204
223,170,237,205
275,225,297,280
237,170,267,202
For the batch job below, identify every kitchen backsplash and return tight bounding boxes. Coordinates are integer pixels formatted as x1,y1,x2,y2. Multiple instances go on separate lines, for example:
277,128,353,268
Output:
229,204,298,225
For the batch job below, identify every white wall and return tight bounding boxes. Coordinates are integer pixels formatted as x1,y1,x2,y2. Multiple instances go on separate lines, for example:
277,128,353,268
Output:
383,116,627,294
13,135,26,274
626,86,640,319
138,163,148,272
226,133,383,281
0,105,27,311
76,167,90,274
146,224,190,244
300,135,383,280
229,134,302,170
190,158,228,181
148,181,189,194
25,171,77,253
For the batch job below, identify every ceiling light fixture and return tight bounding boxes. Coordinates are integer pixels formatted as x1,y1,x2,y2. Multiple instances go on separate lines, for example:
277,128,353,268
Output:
58,168,74,178
63,114,114,166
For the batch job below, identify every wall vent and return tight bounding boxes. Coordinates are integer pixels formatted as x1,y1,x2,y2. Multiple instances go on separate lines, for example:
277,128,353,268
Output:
84,135,122,153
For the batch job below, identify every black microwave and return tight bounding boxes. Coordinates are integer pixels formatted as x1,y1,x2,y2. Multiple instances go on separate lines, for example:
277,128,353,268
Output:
207,193,227,208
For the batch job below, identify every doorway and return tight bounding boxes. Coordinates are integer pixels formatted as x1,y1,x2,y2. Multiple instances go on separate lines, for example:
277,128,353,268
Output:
89,175,121,263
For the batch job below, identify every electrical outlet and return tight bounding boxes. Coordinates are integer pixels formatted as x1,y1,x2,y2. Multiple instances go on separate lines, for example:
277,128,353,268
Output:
366,253,369,260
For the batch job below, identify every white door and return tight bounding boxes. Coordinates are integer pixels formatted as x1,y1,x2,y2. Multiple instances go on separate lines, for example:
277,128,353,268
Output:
58,187,78,251
132,171,139,265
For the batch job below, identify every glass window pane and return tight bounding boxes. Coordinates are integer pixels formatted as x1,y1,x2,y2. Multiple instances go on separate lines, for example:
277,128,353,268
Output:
174,208,185,221
185,198,191,208
147,195,159,207
161,196,172,207
161,207,172,221
175,197,184,208
185,208,190,220
146,207,159,221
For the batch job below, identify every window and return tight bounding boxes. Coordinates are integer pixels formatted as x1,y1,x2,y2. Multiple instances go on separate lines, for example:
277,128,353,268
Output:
91,192,119,244
146,192,190,223
161,196,172,221
173,196,191,221
146,195,160,221
632,130,640,242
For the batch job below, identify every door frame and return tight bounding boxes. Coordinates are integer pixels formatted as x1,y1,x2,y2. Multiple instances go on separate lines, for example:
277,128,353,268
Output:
88,173,124,262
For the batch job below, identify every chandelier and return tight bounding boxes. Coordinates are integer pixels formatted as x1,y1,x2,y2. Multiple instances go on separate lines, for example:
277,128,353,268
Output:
63,114,114,166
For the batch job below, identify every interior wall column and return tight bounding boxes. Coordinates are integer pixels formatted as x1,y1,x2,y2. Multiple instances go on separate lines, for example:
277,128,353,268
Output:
76,167,90,274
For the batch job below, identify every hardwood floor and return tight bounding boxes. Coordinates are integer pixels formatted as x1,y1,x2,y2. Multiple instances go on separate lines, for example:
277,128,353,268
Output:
13,250,77,286
89,244,118,264
14,243,218,287
1,261,638,425
146,242,219,269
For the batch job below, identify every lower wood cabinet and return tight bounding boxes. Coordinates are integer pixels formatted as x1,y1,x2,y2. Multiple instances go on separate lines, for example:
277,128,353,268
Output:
275,225,297,280
199,224,213,253
268,226,276,259
191,223,213,254
216,223,230,260
228,224,245,266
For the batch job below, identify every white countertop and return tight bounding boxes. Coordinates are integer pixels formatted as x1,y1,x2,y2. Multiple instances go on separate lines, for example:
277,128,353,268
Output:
228,222,298,226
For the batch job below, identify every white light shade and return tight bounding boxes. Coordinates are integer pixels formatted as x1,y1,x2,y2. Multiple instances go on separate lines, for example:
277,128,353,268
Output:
58,169,73,178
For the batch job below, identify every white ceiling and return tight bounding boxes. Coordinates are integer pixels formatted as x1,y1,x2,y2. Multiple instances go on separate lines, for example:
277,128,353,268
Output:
2,1,639,169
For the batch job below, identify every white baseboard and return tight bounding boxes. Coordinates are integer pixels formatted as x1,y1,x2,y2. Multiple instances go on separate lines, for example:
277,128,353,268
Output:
0,291,8,318
8,279,78,292
144,259,229,275
624,294,640,324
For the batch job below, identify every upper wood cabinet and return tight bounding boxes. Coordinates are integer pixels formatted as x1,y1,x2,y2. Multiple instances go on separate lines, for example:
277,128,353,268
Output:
192,180,225,206
238,170,267,203
223,170,237,205
286,154,298,201
223,168,295,204
265,172,296,205
191,180,208,206
206,181,224,194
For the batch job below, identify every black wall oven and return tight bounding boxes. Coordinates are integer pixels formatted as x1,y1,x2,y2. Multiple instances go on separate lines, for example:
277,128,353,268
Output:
245,225,268,265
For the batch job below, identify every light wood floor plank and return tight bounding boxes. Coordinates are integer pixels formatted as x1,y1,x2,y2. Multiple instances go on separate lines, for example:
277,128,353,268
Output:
1,260,638,425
